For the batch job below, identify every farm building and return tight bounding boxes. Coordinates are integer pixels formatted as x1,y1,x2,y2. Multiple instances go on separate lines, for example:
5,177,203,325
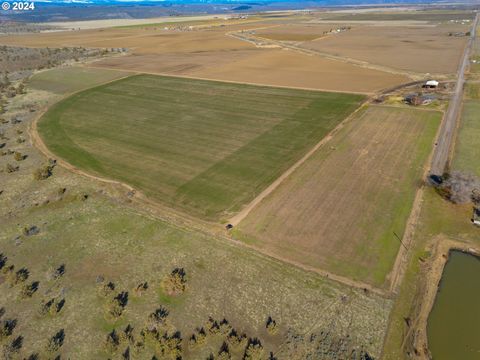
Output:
404,93,436,106
423,80,439,89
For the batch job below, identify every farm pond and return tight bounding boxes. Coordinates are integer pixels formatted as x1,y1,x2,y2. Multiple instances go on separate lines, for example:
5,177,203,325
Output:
427,250,480,360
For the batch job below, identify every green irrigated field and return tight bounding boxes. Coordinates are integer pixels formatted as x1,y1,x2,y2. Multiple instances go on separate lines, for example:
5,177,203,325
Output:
453,100,480,177
28,67,131,95
38,74,363,220
235,106,440,287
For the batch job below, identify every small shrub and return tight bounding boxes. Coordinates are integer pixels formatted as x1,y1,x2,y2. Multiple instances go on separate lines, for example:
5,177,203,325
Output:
219,318,232,336
33,164,54,180
132,340,145,355
4,335,23,355
55,298,66,313
106,292,128,319
53,264,65,279
218,342,231,360
0,319,17,340
105,329,120,353
6,163,19,173
23,225,40,236
8,267,29,286
196,327,207,345
98,281,115,297
154,332,182,359
0,253,7,271
122,346,130,360
134,281,148,296
161,268,186,296
148,306,169,329
20,281,39,298
226,329,245,349
188,334,197,348
268,352,277,360
15,83,25,95
119,324,134,344
2,264,14,275
46,329,65,353
206,317,220,335
266,317,279,335
243,338,264,360
40,297,65,316
40,298,53,315
13,152,25,161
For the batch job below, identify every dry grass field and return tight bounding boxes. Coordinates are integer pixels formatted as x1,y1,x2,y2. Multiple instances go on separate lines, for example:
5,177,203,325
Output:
235,106,441,287
0,185,392,359
38,74,363,220
298,23,470,74
0,21,409,93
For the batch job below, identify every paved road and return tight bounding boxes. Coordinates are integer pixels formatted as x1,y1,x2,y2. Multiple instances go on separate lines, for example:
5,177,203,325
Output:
430,13,479,176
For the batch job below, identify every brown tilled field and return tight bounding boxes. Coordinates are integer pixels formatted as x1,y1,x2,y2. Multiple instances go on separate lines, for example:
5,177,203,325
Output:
235,105,441,287
252,24,336,41
299,23,470,74
89,47,409,93
0,22,408,93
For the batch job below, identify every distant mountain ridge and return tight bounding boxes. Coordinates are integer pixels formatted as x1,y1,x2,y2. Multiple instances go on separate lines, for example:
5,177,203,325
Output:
1,0,472,23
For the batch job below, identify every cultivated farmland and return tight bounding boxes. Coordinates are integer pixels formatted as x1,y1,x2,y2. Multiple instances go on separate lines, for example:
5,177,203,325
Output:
28,66,131,95
452,100,480,177
253,24,335,41
235,105,441,287
299,23,470,74
38,74,363,220
0,21,409,93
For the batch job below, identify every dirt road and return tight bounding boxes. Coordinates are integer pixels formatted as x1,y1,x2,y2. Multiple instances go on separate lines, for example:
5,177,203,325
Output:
430,13,479,176
228,102,368,226
227,29,424,79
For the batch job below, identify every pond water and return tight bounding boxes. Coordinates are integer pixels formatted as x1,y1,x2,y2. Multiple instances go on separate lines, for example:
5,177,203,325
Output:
427,250,480,360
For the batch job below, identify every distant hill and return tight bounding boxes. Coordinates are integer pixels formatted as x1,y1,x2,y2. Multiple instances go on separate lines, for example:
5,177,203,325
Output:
1,0,474,23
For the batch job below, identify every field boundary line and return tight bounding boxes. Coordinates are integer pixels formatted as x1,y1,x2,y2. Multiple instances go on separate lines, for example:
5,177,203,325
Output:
85,63,373,95
228,101,368,226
